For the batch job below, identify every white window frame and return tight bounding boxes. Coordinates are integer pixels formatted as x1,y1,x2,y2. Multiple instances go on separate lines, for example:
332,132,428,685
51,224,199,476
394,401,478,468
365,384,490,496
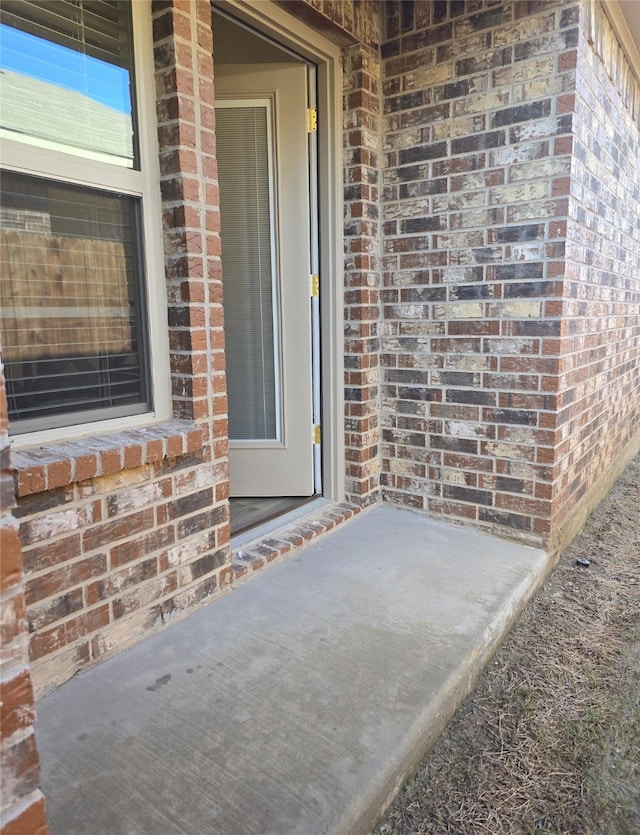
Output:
2,0,170,448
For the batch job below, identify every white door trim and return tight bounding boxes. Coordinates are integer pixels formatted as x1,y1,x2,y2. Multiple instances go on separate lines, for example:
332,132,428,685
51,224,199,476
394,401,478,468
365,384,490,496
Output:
213,0,345,502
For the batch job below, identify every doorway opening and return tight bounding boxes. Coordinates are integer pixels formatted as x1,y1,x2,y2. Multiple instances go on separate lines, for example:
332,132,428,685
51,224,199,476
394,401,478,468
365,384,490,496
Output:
213,10,323,537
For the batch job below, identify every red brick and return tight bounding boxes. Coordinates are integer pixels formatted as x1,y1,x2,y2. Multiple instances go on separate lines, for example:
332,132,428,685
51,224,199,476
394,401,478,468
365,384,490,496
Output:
554,135,573,155
16,466,46,497
0,525,22,591
75,454,98,482
22,534,82,573
0,670,36,737
552,176,571,196
557,93,575,113
101,448,123,477
2,797,49,835
0,589,28,647
166,433,185,458
558,49,577,70
111,526,175,568
145,438,165,462
84,510,155,552
124,445,143,469
46,459,72,490
25,555,107,606
186,428,203,452
2,731,41,790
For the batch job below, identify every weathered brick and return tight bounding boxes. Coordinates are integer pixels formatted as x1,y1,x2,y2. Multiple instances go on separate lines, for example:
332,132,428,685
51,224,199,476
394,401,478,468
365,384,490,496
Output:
83,510,155,553
22,534,82,574
0,670,36,737
177,505,227,539
26,555,107,607
28,588,85,630
30,606,109,661
110,526,175,569
106,481,170,518
14,487,73,519
2,796,49,835
21,504,101,546
157,487,213,522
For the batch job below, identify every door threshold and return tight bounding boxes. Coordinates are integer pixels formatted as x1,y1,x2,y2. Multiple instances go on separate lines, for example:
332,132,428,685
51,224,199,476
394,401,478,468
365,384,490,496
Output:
230,495,319,538
231,496,330,549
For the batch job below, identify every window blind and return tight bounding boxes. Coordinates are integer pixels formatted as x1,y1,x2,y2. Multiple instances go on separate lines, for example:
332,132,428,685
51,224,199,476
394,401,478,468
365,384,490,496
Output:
0,0,131,67
0,171,150,429
216,104,280,442
0,0,135,163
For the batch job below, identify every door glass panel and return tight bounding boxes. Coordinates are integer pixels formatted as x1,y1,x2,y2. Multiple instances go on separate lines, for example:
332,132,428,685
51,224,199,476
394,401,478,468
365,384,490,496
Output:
216,100,280,441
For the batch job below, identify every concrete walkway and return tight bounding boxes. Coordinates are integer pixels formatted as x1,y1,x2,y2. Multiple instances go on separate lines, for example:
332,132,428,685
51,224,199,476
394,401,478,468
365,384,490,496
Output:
36,506,548,835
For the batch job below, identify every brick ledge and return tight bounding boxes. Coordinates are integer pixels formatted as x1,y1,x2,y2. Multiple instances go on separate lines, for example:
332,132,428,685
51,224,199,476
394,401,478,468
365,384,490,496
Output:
12,420,203,497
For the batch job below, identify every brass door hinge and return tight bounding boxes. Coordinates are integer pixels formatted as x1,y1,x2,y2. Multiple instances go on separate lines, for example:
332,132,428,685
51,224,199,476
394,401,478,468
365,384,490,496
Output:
307,107,317,133
310,273,320,297
313,424,322,445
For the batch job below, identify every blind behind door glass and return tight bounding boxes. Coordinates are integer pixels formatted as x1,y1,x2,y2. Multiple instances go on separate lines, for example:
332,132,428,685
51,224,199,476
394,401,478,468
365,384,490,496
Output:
216,102,280,442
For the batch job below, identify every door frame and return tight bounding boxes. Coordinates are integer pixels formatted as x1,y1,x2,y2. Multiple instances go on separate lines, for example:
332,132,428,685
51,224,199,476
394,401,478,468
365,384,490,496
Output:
213,0,346,503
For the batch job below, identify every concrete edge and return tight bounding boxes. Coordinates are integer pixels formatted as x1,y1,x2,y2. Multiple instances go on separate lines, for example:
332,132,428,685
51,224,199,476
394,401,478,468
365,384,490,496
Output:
343,546,552,835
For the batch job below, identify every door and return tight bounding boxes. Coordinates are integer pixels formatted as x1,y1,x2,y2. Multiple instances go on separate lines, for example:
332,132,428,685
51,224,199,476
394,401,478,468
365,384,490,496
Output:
215,64,314,496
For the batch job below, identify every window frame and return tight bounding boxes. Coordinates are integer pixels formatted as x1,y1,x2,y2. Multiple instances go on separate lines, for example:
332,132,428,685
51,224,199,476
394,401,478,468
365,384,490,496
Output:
1,0,170,447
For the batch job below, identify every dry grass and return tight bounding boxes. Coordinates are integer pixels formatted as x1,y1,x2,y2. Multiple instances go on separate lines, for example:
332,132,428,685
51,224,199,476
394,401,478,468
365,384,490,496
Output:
375,457,640,835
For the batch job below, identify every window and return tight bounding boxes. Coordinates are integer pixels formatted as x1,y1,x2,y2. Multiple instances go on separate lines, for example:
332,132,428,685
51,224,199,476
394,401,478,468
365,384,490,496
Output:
0,0,166,436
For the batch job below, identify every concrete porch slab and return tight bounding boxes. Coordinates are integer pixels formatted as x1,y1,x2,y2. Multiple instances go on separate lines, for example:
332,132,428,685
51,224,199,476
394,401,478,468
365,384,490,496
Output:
36,506,548,835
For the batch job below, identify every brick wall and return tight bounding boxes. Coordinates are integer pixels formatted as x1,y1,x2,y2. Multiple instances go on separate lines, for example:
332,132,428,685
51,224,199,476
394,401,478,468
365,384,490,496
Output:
343,42,384,506
379,0,579,545
549,1,640,550
0,366,49,835
14,0,232,698
276,0,381,47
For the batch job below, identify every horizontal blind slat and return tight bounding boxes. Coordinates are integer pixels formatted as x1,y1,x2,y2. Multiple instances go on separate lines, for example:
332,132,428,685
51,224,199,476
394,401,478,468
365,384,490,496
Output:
1,171,149,426
0,0,128,65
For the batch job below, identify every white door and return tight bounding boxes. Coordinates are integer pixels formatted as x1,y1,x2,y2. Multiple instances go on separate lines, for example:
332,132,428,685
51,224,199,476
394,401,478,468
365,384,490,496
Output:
215,64,314,497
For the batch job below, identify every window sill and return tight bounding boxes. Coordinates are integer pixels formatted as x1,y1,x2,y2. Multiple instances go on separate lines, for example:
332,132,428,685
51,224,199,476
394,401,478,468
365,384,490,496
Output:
12,420,204,498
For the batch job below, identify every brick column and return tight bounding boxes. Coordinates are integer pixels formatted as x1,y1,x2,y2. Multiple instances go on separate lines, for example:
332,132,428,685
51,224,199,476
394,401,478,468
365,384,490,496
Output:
153,0,228,467
343,43,383,507
548,0,640,553
152,0,230,517
0,364,49,835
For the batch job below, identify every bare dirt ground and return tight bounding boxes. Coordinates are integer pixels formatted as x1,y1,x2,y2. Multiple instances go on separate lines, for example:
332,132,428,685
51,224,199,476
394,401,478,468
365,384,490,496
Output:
375,455,640,835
